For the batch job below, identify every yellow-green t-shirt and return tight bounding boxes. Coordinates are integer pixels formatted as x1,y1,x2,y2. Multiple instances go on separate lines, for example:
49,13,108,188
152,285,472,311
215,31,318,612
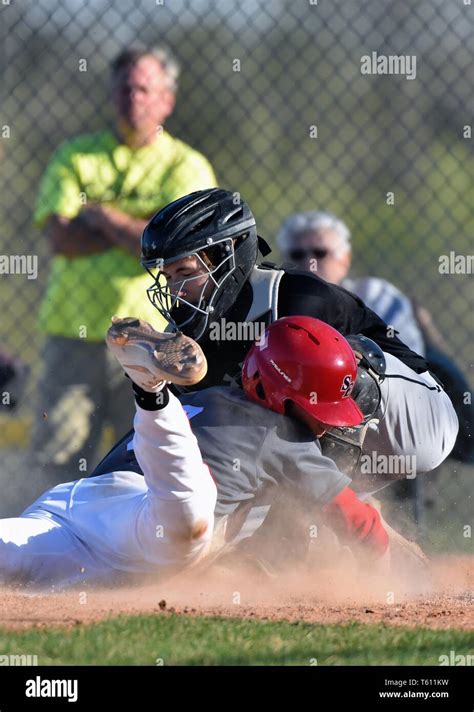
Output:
33,129,217,340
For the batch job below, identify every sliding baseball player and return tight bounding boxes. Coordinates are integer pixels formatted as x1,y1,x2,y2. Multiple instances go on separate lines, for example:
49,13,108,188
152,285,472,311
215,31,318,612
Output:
0,317,393,589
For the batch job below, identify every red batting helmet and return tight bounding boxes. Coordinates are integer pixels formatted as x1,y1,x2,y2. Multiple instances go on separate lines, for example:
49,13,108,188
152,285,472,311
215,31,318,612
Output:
242,316,364,428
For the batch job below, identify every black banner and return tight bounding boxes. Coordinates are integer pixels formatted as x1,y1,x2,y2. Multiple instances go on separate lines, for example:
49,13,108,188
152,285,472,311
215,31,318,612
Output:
0,665,471,710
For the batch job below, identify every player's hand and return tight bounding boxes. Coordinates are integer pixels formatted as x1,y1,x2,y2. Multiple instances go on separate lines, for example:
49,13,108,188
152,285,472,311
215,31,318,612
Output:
322,487,389,560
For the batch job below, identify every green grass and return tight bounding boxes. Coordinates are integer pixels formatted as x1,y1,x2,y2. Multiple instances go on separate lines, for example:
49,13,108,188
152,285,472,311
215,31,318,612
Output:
0,615,473,666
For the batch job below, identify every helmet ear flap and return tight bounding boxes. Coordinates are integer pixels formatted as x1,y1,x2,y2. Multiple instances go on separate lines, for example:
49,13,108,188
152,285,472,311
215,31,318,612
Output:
249,368,266,401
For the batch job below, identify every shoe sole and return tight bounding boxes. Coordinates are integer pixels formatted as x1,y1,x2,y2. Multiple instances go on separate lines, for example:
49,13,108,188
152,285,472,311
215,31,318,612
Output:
106,316,208,387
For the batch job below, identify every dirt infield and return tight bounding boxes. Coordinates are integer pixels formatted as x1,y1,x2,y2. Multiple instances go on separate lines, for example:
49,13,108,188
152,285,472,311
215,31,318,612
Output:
0,555,473,631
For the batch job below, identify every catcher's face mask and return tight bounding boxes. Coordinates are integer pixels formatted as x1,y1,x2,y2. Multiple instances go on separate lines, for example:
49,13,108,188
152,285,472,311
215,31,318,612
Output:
144,237,236,339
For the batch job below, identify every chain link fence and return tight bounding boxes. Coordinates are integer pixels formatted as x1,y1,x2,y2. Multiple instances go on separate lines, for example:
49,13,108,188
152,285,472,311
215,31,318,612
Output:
1,0,472,550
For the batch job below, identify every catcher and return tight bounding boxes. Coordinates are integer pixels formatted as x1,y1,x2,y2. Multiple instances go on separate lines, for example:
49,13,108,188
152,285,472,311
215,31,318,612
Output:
139,188,458,481
0,317,392,589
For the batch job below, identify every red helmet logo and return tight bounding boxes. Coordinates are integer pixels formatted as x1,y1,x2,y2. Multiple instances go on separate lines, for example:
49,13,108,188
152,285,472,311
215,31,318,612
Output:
340,374,355,398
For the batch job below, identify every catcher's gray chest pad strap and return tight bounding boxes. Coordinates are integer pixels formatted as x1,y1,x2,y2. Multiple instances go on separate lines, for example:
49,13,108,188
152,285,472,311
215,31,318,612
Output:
246,265,285,323
89,387,350,515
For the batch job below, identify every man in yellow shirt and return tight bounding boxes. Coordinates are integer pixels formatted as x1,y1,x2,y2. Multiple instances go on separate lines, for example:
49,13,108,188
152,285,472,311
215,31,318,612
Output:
32,45,217,484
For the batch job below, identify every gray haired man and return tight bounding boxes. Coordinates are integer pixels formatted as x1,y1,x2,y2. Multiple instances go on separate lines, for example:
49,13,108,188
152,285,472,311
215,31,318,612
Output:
277,211,425,355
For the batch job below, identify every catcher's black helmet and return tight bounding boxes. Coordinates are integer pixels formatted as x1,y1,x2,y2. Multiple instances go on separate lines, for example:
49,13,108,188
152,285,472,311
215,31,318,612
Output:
141,188,270,341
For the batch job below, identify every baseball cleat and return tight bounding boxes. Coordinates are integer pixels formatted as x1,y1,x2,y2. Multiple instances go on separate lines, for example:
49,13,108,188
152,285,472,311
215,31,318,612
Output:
106,316,208,391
